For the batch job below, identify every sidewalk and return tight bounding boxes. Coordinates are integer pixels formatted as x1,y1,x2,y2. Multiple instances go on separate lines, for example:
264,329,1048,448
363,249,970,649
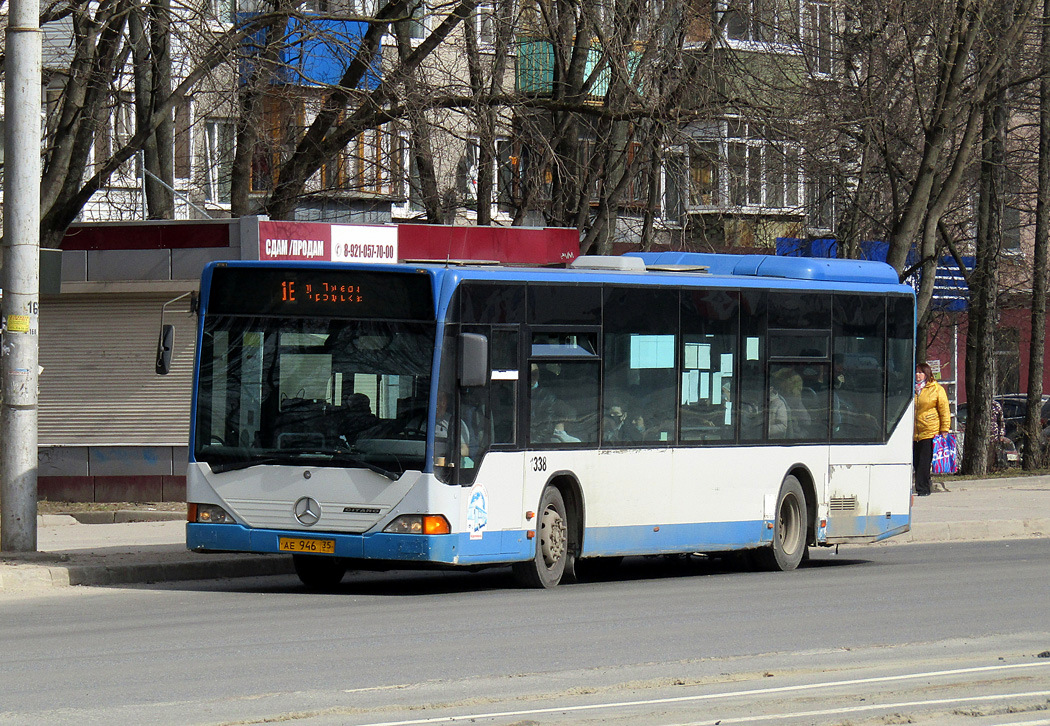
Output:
0,517,294,590
1,476,1048,590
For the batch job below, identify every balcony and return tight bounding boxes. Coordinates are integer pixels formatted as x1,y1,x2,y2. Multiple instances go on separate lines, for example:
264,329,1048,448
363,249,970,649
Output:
516,37,641,100
239,14,381,89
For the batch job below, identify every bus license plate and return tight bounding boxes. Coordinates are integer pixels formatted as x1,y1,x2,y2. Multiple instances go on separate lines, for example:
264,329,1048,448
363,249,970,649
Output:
279,537,336,554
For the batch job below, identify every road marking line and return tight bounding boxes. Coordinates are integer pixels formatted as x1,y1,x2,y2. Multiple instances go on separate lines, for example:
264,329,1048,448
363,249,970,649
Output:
667,690,1050,725
350,662,1050,726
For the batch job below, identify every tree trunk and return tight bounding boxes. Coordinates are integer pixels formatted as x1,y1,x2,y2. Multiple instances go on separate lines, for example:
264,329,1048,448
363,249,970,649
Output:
232,7,288,217
394,19,445,224
961,88,1007,475
1023,0,1050,469
147,0,174,217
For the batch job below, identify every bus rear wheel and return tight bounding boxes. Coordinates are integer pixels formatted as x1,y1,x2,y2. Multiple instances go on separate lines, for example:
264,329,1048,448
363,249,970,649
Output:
293,554,347,589
512,486,569,588
755,475,808,572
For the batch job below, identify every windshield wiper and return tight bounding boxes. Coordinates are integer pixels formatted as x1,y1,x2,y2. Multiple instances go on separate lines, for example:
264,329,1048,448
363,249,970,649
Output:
325,451,400,481
209,457,283,474
207,450,400,480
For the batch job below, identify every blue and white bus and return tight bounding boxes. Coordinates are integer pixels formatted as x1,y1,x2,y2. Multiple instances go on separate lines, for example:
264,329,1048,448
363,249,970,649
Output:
184,251,915,588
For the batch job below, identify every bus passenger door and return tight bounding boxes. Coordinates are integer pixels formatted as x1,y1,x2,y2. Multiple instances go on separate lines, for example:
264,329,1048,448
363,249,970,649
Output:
459,325,525,555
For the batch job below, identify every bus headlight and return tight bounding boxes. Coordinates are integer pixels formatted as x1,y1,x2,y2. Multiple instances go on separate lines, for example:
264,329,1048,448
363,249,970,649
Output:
189,503,237,524
383,514,451,535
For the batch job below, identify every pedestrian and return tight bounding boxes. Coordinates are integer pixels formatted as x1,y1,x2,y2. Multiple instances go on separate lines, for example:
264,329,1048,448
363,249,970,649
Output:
913,362,951,496
989,397,1006,470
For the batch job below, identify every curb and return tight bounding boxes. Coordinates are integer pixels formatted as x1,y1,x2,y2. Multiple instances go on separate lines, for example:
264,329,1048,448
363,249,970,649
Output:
67,510,187,524
0,553,295,590
4,519,1048,591
889,518,1050,544
38,510,187,525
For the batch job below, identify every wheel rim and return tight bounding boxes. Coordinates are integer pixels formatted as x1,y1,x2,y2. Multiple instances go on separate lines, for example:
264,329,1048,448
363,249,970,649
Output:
778,493,803,556
539,504,567,569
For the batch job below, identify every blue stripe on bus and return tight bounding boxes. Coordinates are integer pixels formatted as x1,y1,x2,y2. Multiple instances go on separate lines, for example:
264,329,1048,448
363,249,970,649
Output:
826,514,911,539
187,514,910,567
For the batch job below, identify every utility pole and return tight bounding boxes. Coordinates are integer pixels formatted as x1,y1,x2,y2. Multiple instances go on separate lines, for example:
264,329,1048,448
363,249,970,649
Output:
1,0,42,551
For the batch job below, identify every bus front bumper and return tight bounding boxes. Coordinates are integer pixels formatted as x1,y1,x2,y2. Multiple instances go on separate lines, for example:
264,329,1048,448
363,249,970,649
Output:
186,522,529,566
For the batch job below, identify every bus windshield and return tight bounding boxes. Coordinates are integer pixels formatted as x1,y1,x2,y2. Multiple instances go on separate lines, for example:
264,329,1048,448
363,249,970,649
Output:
194,316,434,475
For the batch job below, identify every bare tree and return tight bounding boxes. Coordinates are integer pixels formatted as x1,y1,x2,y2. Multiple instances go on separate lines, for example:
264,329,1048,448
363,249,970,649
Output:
1022,0,1050,468
129,0,174,217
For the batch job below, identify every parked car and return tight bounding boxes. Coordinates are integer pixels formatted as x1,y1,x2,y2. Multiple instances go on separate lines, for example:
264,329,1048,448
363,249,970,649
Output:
957,394,1050,461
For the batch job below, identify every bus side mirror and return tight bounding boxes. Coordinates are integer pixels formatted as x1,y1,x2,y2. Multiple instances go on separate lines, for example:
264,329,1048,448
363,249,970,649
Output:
156,324,175,375
458,333,489,388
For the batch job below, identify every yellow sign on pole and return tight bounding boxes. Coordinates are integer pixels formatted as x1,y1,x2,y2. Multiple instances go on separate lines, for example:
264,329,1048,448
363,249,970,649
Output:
6,315,30,333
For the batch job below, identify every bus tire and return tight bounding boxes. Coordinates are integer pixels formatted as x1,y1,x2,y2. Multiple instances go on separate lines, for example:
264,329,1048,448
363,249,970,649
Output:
293,554,347,589
512,486,569,588
755,475,808,572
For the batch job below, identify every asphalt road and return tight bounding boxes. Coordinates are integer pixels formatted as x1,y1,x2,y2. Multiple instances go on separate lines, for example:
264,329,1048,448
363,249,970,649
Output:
1,539,1048,725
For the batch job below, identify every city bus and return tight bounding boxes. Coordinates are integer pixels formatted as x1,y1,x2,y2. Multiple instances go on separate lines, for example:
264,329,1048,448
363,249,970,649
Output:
184,251,915,588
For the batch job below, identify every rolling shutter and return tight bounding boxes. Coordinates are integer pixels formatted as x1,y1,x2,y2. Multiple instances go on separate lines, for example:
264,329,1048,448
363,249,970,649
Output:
39,293,196,445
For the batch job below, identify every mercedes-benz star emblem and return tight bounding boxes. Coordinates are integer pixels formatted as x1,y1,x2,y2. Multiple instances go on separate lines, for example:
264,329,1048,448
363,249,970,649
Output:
293,497,321,526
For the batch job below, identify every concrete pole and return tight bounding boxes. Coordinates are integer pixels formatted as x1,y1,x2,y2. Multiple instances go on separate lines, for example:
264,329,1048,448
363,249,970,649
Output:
1,0,41,552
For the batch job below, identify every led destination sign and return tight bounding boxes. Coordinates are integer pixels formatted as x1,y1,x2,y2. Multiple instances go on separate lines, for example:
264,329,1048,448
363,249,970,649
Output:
207,266,434,319
280,280,363,305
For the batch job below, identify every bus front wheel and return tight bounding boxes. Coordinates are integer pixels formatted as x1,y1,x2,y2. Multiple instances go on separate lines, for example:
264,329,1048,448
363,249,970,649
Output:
756,475,808,572
512,486,569,588
293,554,347,589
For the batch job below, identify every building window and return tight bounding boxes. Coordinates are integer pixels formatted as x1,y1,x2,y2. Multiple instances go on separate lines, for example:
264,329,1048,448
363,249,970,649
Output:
322,136,351,191
174,100,192,180
519,0,543,33
348,0,378,14
358,127,395,194
324,126,397,195
626,142,651,207
802,0,832,75
576,137,601,205
497,138,516,212
212,0,235,24
95,93,134,173
766,142,800,209
251,96,304,193
474,1,496,45
458,136,515,214
390,132,425,215
806,164,834,232
407,0,427,39
690,141,719,207
663,149,686,223
204,119,235,204
723,0,799,46
727,120,761,206
721,121,803,210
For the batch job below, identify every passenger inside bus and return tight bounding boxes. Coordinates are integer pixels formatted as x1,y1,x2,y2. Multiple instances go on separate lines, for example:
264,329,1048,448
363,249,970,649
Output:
529,363,558,440
603,404,630,442
336,392,379,446
603,403,645,442
550,403,582,443
435,391,473,468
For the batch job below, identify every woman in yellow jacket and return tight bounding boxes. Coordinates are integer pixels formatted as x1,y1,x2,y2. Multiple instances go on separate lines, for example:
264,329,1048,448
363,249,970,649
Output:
914,362,951,496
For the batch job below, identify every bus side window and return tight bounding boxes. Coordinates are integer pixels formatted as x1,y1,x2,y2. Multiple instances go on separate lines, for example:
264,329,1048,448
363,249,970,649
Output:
489,329,518,445
833,294,887,441
529,331,600,445
602,287,678,445
680,289,739,443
